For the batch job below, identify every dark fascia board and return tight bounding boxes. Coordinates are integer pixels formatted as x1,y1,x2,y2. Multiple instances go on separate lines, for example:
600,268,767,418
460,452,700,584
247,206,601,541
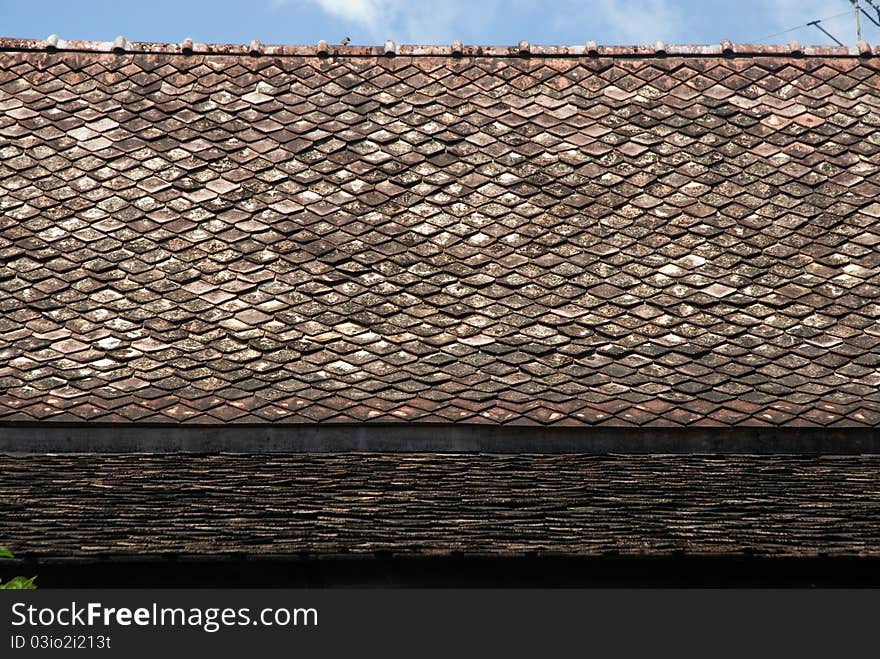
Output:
2,423,880,453
11,555,880,588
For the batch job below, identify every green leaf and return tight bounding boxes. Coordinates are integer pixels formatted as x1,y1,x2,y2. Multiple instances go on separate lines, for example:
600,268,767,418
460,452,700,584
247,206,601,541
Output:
0,547,13,559
0,576,37,590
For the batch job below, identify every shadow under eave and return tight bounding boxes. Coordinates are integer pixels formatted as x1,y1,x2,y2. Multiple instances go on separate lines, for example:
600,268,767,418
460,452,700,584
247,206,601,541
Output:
3,423,880,453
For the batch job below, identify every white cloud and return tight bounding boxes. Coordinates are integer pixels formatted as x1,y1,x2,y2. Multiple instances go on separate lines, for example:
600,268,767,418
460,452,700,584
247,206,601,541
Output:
590,0,684,44
306,0,388,35
303,0,686,45
300,0,483,43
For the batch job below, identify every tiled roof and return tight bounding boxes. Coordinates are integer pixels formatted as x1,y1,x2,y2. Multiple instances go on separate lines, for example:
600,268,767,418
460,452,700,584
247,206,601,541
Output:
2,38,880,427
4,454,880,559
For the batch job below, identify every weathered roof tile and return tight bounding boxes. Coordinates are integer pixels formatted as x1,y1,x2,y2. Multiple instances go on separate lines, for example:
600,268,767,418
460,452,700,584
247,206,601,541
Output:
0,41,879,427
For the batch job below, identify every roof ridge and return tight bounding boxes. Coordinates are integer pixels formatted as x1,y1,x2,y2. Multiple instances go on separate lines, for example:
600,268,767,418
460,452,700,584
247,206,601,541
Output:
0,35,877,58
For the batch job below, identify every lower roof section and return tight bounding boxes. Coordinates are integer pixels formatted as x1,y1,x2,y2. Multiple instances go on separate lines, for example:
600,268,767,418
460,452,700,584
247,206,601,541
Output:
3,423,880,452
2,453,878,559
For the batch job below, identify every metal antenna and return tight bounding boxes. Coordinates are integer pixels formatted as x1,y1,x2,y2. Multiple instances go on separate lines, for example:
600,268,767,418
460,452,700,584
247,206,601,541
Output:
862,0,880,25
852,0,863,41
753,6,873,44
808,20,845,45
861,6,880,27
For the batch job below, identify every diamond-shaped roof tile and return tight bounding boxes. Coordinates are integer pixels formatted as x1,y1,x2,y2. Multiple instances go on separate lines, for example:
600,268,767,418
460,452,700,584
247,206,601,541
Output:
0,38,877,430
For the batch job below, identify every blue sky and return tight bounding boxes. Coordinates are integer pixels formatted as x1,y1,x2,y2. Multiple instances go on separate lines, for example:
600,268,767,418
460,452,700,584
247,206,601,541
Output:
1,0,878,47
